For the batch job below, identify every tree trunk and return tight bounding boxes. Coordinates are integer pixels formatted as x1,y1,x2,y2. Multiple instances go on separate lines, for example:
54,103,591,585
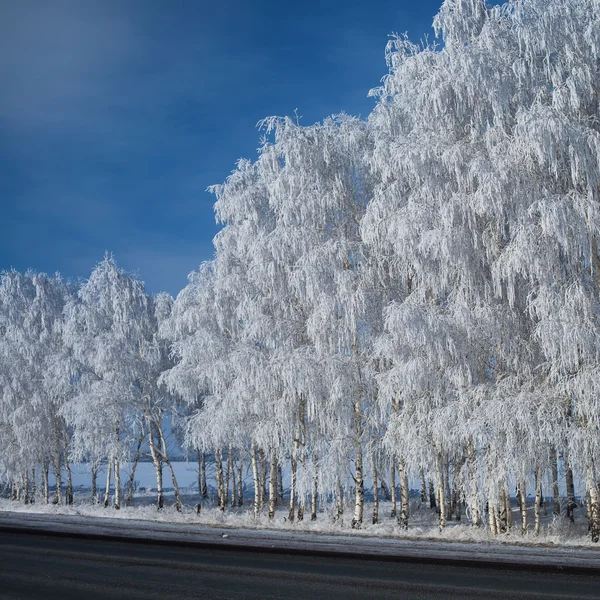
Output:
297,496,304,522
126,436,143,507
237,463,243,507
156,422,181,512
390,461,397,518
587,462,600,543
429,479,436,510
197,451,203,503
201,452,208,499
113,456,121,509
268,449,278,520
148,424,164,510
226,444,232,508
251,440,260,517
42,461,49,505
103,460,112,508
420,470,427,503
62,431,73,505
288,448,298,522
277,464,284,503
444,455,452,521
467,440,479,526
311,463,318,521
435,452,446,531
534,468,542,536
54,446,62,506
352,443,364,529
91,463,97,504
565,452,576,523
551,448,560,517
504,481,511,530
372,457,378,525
258,449,266,509
499,487,508,533
215,448,225,511
398,457,409,529
519,480,527,535
488,498,498,536
336,477,344,519
30,468,36,504
23,471,29,505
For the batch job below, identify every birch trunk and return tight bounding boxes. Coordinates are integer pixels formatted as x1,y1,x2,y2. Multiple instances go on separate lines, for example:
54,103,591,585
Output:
42,461,49,504
372,458,378,525
504,481,511,531
565,452,576,523
23,471,29,505
277,465,284,503
467,440,479,526
215,448,225,511
435,452,446,530
429,479,436,509
30,468,36,504
113,456,121,509
336,478,344,519
499,487,508,533
164,456,182,512
398,457,409,529
251,440,260,517
237,463,243,506
444,455,452,521
288,447,298,522
390,461,397,518
201,452,208,498
197,451,202,503
103,460,112,508
297,497,304,522
352,443,364,528
226,444,232,508
551,448,560,517
53,446,62,506
148,424,163,510
488,499,498,536
519,481,527,535
534,468,542,536
587,462,600,543
297,399,307,523
91,463,97,504
258,449,266,509
126,436,143,507
311,464,318,521
268,449,278,519
62,432,73,505
155,422,181,512
420,470,427,504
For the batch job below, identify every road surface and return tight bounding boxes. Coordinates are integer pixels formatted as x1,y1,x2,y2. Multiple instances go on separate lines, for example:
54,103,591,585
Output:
0,531,599,599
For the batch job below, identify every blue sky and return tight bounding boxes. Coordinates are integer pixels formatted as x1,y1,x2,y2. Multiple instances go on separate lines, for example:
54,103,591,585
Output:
1,0,445,296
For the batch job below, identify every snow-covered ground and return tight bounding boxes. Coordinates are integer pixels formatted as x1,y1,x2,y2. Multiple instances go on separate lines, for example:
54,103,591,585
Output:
1,491,599,552
1,506,599,573
5,461,598,554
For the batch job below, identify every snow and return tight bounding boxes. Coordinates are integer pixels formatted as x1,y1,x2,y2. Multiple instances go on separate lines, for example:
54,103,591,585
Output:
1,505,599,572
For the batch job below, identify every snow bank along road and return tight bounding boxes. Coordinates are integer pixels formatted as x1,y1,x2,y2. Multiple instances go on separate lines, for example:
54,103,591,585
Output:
1,511,600,574
1,530,600,600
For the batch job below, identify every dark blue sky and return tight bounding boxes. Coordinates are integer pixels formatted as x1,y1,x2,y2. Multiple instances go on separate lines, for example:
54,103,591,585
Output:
2,0,445,295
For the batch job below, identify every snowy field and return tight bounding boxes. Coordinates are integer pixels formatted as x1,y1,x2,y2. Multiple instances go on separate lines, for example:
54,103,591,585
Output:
2,460,598,550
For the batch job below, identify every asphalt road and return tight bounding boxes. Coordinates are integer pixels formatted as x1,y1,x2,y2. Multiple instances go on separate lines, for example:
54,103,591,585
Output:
0,531,599,600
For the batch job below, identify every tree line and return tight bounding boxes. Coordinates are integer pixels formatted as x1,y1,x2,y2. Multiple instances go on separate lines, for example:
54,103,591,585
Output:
2,0,600,541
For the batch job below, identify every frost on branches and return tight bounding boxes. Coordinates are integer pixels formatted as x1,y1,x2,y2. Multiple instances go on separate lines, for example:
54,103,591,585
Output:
2,0,600,542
